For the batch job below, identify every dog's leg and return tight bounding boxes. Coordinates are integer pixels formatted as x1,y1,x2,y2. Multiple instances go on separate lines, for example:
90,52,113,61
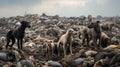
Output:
70,38,73,55
10,38,15,48
93,38,97,50
17,39,20,49
63,43,66,57
87,37,90,47
99,37,102,49
70,41,73,55
95,38,98,50
82,38,85,47
6,38,10,49
20,38,23,50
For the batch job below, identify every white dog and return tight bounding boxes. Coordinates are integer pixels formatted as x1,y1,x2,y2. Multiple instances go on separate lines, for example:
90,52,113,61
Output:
57,29,74,57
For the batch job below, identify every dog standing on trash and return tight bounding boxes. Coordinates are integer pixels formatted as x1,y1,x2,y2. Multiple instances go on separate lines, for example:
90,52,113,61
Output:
57,29,74,57
6,21,31,49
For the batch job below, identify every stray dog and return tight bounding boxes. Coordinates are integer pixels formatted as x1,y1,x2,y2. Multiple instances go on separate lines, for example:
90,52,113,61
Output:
47,40,55,55
6,21,31,49
101,32,110,48
88,21,102,49
57,29,74,57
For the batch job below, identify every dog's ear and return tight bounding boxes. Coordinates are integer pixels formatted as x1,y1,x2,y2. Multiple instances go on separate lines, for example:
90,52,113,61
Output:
96,21,100,24
20,21,24,24
20,21,27,24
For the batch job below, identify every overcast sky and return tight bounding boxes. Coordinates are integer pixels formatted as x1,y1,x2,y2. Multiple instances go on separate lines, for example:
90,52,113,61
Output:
0,0,120,18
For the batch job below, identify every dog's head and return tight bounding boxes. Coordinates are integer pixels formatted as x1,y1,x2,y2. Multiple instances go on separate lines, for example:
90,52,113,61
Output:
88,21,100,28
68,29,74,35
20,21,31,28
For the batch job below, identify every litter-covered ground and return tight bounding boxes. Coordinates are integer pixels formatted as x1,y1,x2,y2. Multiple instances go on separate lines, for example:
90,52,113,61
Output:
0,14,120,67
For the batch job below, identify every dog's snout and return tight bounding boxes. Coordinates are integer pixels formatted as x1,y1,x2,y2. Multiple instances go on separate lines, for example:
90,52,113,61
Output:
28,25,31,28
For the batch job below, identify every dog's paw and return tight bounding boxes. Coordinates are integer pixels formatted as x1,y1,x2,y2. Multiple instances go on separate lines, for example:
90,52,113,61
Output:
71,53,74,56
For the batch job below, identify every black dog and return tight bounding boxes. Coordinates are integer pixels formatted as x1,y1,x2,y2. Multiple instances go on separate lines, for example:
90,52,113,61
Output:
6,21,31,49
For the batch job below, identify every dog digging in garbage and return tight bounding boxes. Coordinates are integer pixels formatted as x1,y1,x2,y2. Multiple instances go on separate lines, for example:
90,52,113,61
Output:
6,21,31,50
57,28,74,57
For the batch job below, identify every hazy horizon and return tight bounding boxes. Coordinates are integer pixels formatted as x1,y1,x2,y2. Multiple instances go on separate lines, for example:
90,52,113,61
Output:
0,0,120,18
